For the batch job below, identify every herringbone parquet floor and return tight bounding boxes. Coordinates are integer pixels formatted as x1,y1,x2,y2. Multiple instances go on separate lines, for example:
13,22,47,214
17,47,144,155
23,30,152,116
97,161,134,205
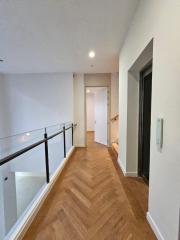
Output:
23,132,156,240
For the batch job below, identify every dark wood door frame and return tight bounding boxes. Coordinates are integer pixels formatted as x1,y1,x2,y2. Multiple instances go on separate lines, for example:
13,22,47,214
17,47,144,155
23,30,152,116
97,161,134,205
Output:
138,61,152,185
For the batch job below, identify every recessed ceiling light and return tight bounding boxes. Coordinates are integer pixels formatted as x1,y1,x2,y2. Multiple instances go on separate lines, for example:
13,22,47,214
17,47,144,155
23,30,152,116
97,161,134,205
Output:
26,132,30,136
89,51,95,58
86,89,91,93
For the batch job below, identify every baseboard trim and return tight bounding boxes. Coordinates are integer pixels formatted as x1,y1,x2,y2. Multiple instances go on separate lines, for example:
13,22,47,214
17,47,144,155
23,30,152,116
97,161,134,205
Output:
125,172,138,177
75,144,86,147
7,146,75,240
147,212,164,240
118,158,137,177
118,159,126,175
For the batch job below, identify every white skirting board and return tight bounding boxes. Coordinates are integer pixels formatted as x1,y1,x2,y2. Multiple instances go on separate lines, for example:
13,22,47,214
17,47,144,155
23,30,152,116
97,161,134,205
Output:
124,172,138,177
6,146,75,240
74,144,86,147
147,212,165,240
118,158,164,239
118,158,137,177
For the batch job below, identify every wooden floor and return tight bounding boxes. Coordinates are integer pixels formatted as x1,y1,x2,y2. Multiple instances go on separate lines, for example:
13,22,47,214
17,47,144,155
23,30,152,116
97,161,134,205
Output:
24,132,156,240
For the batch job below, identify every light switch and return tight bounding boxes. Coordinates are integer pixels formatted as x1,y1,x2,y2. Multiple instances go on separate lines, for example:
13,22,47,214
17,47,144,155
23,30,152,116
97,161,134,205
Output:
156,118,163,151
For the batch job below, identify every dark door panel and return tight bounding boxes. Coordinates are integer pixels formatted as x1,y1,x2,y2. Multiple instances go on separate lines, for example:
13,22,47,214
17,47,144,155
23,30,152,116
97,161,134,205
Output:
138,64,152,184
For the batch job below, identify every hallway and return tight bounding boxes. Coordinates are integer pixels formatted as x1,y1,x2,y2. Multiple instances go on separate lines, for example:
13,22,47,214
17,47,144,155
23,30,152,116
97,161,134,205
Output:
24,132,156,239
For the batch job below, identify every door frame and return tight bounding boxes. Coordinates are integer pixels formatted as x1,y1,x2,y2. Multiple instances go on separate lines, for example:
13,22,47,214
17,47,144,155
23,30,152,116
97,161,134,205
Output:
84,86,110,147
138,61,152,184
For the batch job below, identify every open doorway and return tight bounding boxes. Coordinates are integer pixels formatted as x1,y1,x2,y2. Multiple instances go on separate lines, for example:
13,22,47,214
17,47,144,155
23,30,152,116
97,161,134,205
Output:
85,87,109,146
138,63,152,184
126,39,153,184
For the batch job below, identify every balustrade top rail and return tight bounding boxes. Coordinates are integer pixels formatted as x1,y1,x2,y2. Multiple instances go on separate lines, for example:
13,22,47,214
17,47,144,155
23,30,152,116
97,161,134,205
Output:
0,123,77,183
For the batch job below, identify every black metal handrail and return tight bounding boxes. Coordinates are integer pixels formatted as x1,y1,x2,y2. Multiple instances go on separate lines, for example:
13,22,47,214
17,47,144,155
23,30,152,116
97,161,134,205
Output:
0,139,46,167
0,123,77,183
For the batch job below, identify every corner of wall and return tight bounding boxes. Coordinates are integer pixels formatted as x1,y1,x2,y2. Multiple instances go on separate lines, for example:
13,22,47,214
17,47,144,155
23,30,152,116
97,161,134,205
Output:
118,156,137,177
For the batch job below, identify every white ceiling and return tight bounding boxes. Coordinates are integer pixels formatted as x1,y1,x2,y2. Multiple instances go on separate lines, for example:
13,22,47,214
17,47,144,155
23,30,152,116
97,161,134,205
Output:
0,0,139,74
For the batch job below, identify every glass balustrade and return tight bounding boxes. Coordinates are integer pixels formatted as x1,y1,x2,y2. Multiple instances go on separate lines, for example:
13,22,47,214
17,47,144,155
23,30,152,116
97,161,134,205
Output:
65,122,73,153
46,124,65,177
0,122,74,240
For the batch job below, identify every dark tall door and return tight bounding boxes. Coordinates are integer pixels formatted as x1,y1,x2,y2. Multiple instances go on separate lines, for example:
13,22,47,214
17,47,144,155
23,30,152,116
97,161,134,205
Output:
138,64,152,184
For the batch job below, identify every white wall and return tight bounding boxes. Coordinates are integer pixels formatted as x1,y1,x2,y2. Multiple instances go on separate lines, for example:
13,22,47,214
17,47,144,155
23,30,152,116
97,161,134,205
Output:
119,1,180,239
73,74,86,147
1,164,17,233
0,72,73,137
85,73,111,87
126,72,139,175
0,164,6,239
86,93,95,131
0,74,11,138
110,73,119,143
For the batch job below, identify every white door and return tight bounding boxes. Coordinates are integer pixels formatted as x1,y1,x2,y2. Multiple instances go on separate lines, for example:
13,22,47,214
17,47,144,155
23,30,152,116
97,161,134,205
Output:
94,87,108,145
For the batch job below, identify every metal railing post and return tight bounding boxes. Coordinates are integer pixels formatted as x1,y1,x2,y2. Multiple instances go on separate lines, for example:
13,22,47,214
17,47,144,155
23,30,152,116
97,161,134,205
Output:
72,123,74,146
44,128,50,183
63,125,66,158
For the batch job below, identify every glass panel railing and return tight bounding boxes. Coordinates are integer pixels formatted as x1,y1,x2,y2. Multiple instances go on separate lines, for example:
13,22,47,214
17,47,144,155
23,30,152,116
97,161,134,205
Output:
65,123,73,153
0,122,75,240
0,128,44,159
0,137,46,240
45,123,63,136
46,124,64,177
